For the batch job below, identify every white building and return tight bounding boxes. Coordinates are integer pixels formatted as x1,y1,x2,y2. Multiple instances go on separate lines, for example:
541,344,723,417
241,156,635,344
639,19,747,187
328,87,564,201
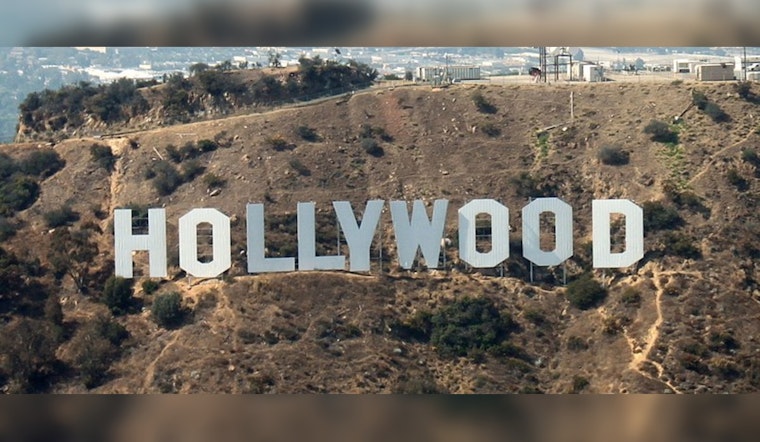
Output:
696,63,735,81
673,59,696,73
415,65,480,82
568,61,604,82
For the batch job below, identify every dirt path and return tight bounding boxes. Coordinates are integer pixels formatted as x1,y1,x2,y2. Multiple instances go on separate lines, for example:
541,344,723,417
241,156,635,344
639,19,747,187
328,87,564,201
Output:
622,265,706,393
141,330,181,393
687,126,756,186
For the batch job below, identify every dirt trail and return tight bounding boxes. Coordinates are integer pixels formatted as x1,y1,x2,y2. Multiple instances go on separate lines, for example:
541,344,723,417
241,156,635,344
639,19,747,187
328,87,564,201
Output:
622,265,706,393
141,330,181,392
688,126,756,186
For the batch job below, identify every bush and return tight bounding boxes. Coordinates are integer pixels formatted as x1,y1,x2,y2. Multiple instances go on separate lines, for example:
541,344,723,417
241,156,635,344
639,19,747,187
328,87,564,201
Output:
296,125,319,142
197,139,218,152
735,81,753,99
0,318,61,392
741,148,760,168
566,274,606,310
641,201,683,231
69,315,128,388
567,336,588,351
19,149,65,178
597,145,630,165
44,205,79,228
472,91,497,114
361,138,384,157
288,158,311,176
90,143,116,172
571,375,589,393
661,232,701,259
0,216,17,240
152,292,183,327
102,276,133,315
692,90,708,110
727,168,749,191
150,161,184,196
165,144,182,163
429,297,516,358
480,122,501,137
0,175,40,216
203,173,227,190
179,142,201,161
620,288,642,308
265,136,292,151
643,120,678,144
181,159,205,181
141,279,159,295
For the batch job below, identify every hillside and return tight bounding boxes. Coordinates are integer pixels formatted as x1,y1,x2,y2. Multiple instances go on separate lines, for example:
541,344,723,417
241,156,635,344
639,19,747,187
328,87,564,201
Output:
1,79,760,393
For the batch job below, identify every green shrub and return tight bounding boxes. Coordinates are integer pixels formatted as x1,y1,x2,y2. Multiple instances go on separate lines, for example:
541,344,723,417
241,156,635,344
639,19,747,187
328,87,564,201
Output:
472,91,497,114
429,297,516,358
641,201,683,231
181,159,205,181
102,275,133,315
643,120,678,144
480,122,501,137
620,288,642,308
359,126,393,142
179,142,201,161
19,149,65,178
289,158,311,176
150,161,184,196
0,175,40,216
0,216,18,240
361,138,384,157
0,152,19,179
197,139,218,152
266,136,292,151
597,145,630,165
165,144,182,163
571,375,589,393
89,143,116,172
391,310,433,341
566,336,588,351
141,279,159,295
566,274,606,310
727,168,749,191
511,172,539,198
0,318,61,392
69,314,128,388
661,232,701,259
43,205,80,228
152,292,183,327
296,125,319,142
735,81,753,99
692,90,708,110
203,173,227,190
741,148,760,168
393,376,445,394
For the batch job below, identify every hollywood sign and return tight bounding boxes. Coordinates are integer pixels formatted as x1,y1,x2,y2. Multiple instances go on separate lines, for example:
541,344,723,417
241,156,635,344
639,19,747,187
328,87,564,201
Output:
114,198,644,279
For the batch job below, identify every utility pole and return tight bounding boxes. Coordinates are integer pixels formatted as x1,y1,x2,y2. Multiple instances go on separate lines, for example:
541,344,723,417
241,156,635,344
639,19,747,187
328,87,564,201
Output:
743,46,747,82
570,91,574,122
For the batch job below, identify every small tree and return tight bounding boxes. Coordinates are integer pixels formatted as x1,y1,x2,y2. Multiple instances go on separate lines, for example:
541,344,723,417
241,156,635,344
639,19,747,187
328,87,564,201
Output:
90,143,116,172
44,205,79,228
361,138,384,157
566,274,607,310
597,145,630,166
152,292,183,327
102,276,133,315
643,120,678,144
